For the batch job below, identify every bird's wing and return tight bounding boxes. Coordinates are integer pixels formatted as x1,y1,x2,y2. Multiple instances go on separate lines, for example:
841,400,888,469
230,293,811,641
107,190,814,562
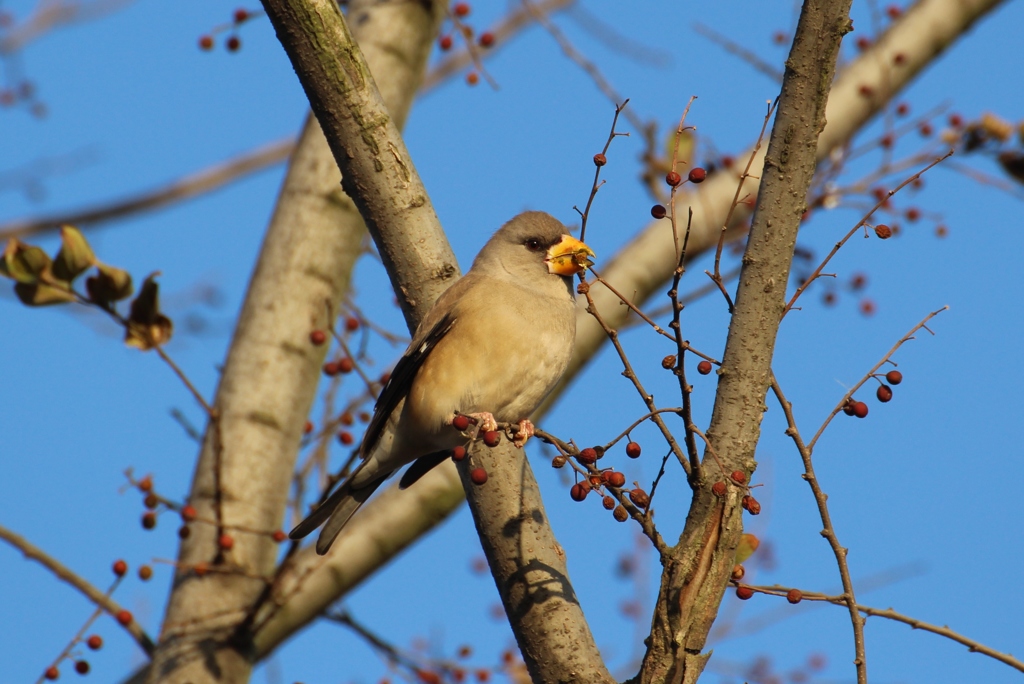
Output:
398,450,453,489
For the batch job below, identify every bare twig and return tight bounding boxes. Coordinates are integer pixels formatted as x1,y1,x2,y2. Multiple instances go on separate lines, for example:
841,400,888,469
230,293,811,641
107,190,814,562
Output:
694,23,784,82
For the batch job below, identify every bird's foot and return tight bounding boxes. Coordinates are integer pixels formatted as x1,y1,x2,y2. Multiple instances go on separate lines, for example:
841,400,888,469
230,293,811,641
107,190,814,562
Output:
466,412,498,434
512,419,534,448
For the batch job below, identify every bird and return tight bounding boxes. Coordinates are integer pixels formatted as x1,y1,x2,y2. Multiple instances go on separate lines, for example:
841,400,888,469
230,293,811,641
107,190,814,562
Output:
290,211,595,554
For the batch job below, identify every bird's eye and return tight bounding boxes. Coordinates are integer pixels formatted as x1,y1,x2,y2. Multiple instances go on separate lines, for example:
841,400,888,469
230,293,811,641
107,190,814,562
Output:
525,238,542,251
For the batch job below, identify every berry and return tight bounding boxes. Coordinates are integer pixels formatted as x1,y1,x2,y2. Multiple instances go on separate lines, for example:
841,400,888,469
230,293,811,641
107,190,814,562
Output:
234,8,249,23
439,35,453,51
138,565,153,581
721,155,734,169
602,495,616,510
342,316,359,332
577,447,598,464
787,588,803,604
272,530,287,543
198,35,214,51
309,329,327,345
303,420,314,434
142,512,157,530
880,133,894,149
886,370,903,385
337,357,355,374
593,153,607,167
178,525,191,539
851,273,867,290
482,430,500,447
451,445,467,461
712,481,726,496
226,35,240,52
137,476,153,492
697,360,713,375
629,488,649,509
453,2,470,17
625,442,641,459
144,493,159,509
948,113,963,128
650,204,667,219
730,470,746,485
193,562,208,577
180,505,197,522
661,354,676,369
86,634,103,650
665,171,682,187
340,411,355,426
612,505,628,522
337,431,354,445
452,414,471,431
45,666,59,680
458,645,473,659
876,384,893,402
742,495,761,515
116,610,132,626
843,401,856,416
874,224,892,239
687,167,707,183
905,207,921,222
858,84,874,98
322,361,339,376
895,102,909,116
919,122,933,137
569,482,590,501
851,401,869,418
466,72,479,86
74,661,90,675
479,31,495,47
893,52,907,65
602,471,626,488
219,534,234,550
470,467,488,485
885,4,902,18
855,36,871,50
551,455,566,468
736,586,754,600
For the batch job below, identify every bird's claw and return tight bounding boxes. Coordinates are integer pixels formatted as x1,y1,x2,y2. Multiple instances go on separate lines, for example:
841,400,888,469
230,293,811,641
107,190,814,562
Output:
513,419,535,448
467,412,498,434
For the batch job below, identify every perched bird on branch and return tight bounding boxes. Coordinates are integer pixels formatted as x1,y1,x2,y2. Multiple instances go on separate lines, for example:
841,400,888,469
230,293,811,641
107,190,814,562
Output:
290,211,595,554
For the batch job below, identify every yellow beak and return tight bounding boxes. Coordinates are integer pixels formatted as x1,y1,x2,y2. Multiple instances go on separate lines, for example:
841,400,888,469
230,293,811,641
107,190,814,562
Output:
546,235,595,276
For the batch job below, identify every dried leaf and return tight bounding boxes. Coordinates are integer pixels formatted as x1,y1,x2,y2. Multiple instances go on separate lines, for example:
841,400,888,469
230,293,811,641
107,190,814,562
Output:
52,226,96,282
3,239,52,284
85,263,133,305
125,273,173,350
14,282,77,306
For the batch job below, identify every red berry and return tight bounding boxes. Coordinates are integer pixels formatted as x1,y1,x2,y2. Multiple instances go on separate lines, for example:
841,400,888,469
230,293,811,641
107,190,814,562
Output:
141,512,157,530
137,475,153,492
948,113,963,128
226,35,240,52
439,35,453,51
451,446,467,461
74,661,89,675
466,72,479,86
453,2,470,17
45,666,59,680
721,155,734,169
662,354,676,369
843,401,856,416
850,273,867,290
143,493,159,509
303,420,314,434
322,361,339,376
885,4,902,18
742,495,761,515
855,36,871,51
551,455,566,468
602,471,626,488
193,562,208,577
852,401,869,418
687,167,707,183
730,470,746,485
116,610,132,626
337,357,354,374
876,384,893,402
736,586,754,600
470,467,488,485
452,414,471,431
665,171,682,187
861,298,877,315
181,505,197,522
482,430,500,447
893,52,907,65
219,534,234,550
337,431,354,445
874,224,892,239
235,7,250,22
650,204,667,219
138,565,153,581
570,482,590,501
787,588,803,604
344,316,359,332
858,84,874,98
895,102,909,116
886,370,903,385
697,360,713,375
479,31,495,47
272,530,287,543
905,207,921,222
340,411,355,426
577,447,598,464
880,133,894,149
86,634,103,650
612,505,628,522
309,329,327,345
601,495,616,510
919,122,933,137
625,442,641,459
593,153,607,166
198,35,214,51
178,525,191,539
712,481,726,496
629,488,650,509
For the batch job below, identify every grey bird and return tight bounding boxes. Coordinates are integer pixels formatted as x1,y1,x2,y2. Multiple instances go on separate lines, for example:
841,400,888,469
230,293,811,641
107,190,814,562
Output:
289,211,595,554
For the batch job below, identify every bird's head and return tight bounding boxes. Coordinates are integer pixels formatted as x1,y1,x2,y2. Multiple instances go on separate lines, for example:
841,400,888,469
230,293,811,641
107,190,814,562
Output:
476,211,595,282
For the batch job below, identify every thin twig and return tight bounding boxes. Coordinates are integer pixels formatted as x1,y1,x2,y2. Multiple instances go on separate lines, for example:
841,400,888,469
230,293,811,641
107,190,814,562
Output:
694,22,784,82
576,100,629,242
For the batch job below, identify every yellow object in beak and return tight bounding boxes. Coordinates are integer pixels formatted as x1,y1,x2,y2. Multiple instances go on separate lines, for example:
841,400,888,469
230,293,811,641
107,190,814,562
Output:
546,235,595,276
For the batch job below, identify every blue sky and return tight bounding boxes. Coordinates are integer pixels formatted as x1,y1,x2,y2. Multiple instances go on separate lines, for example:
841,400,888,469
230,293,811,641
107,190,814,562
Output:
2,1,1024,683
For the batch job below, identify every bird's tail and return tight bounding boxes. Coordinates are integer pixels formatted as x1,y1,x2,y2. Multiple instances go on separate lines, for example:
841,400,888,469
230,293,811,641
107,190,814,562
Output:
289,476,386,555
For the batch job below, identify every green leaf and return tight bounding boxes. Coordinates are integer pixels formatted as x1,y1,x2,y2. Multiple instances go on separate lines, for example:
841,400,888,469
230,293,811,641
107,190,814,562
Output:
85,263,133,305
14,282,77,306
52,226,96,282
3,239,52,284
